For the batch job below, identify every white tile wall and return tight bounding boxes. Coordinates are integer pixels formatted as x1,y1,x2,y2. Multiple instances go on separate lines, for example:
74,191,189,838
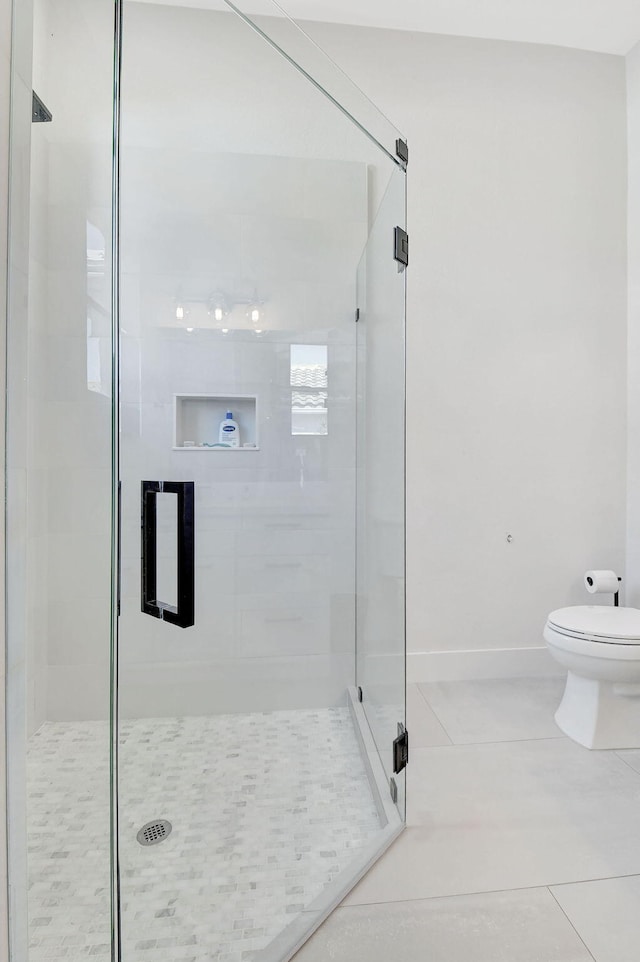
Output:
116,140,368,718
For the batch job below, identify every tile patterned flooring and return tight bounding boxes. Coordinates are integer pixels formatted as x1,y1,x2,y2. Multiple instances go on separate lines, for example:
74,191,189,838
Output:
294,678,640,961
26,708,381,962
27,678,640,961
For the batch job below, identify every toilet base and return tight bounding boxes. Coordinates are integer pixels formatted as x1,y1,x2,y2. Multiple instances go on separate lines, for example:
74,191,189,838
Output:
555,671,640,749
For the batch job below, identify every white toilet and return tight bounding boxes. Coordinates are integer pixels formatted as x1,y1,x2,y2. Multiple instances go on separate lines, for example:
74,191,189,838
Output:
544,605,640,749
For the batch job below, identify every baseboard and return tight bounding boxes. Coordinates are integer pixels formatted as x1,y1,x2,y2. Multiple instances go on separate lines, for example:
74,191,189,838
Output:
408,646,563,683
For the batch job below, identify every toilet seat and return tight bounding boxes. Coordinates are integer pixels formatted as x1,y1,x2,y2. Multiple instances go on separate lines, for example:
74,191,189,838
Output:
544,623,640,663
547,606,640,645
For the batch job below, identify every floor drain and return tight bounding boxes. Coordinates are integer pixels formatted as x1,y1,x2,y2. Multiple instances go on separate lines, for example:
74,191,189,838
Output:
137,819,172,846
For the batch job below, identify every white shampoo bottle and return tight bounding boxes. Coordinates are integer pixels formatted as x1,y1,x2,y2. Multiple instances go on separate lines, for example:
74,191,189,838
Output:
219,410,239,447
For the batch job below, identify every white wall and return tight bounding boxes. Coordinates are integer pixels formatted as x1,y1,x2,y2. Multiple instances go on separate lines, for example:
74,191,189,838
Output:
627,42,640,605
305,24,629,677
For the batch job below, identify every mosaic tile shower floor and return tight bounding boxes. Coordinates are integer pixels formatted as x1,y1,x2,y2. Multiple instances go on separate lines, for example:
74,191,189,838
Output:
27,708,382,962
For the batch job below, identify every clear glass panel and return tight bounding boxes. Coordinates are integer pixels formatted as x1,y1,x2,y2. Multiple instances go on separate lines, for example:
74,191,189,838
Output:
5,0,116,958
222,0,405,166
116,0,404,959
356,167,407,816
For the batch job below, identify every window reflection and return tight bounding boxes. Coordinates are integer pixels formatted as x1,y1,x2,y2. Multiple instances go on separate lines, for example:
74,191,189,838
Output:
290,344,328,436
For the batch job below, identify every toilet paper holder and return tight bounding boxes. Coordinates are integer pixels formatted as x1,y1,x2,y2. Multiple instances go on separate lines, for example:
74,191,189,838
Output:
585,574,622,606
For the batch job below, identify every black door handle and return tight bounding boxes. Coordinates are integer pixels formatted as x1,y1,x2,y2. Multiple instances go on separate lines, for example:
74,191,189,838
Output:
141,480,195,628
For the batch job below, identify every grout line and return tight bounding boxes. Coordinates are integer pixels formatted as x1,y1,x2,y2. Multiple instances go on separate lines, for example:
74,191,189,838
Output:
409,734,567,751
548,886,598,961
410,683,434,715
550,871,640,890
412,684,455,742
413,682,567,748
410,683,430,709
613,751,640,779
342,872,640,912
343,882,558,911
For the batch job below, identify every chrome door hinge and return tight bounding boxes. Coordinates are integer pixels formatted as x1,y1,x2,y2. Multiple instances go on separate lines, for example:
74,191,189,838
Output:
394,226,409,271
32,91,52,123
395,138,408,168
393,722,409,774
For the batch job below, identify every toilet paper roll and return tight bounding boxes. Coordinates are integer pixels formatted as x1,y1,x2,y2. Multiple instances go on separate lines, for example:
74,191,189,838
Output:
584,570,620,594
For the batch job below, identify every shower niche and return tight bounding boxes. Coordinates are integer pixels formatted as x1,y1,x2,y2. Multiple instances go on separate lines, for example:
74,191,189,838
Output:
173,393,259,449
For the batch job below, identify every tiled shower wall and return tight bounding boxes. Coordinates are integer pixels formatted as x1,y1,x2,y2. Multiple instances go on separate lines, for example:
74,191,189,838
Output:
116,147,368,718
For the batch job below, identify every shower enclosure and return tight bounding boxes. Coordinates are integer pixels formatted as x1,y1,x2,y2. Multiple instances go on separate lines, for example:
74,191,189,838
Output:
5,0,407,959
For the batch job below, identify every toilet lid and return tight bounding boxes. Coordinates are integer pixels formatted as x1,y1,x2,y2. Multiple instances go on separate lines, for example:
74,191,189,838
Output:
547,606,640,644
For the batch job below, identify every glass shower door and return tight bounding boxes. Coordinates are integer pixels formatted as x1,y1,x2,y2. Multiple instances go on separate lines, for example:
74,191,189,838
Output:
114,2,406,959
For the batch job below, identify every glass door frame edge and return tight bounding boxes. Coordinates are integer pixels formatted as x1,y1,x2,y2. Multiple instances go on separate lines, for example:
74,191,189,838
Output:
223,0,404,169
110,1,123,960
